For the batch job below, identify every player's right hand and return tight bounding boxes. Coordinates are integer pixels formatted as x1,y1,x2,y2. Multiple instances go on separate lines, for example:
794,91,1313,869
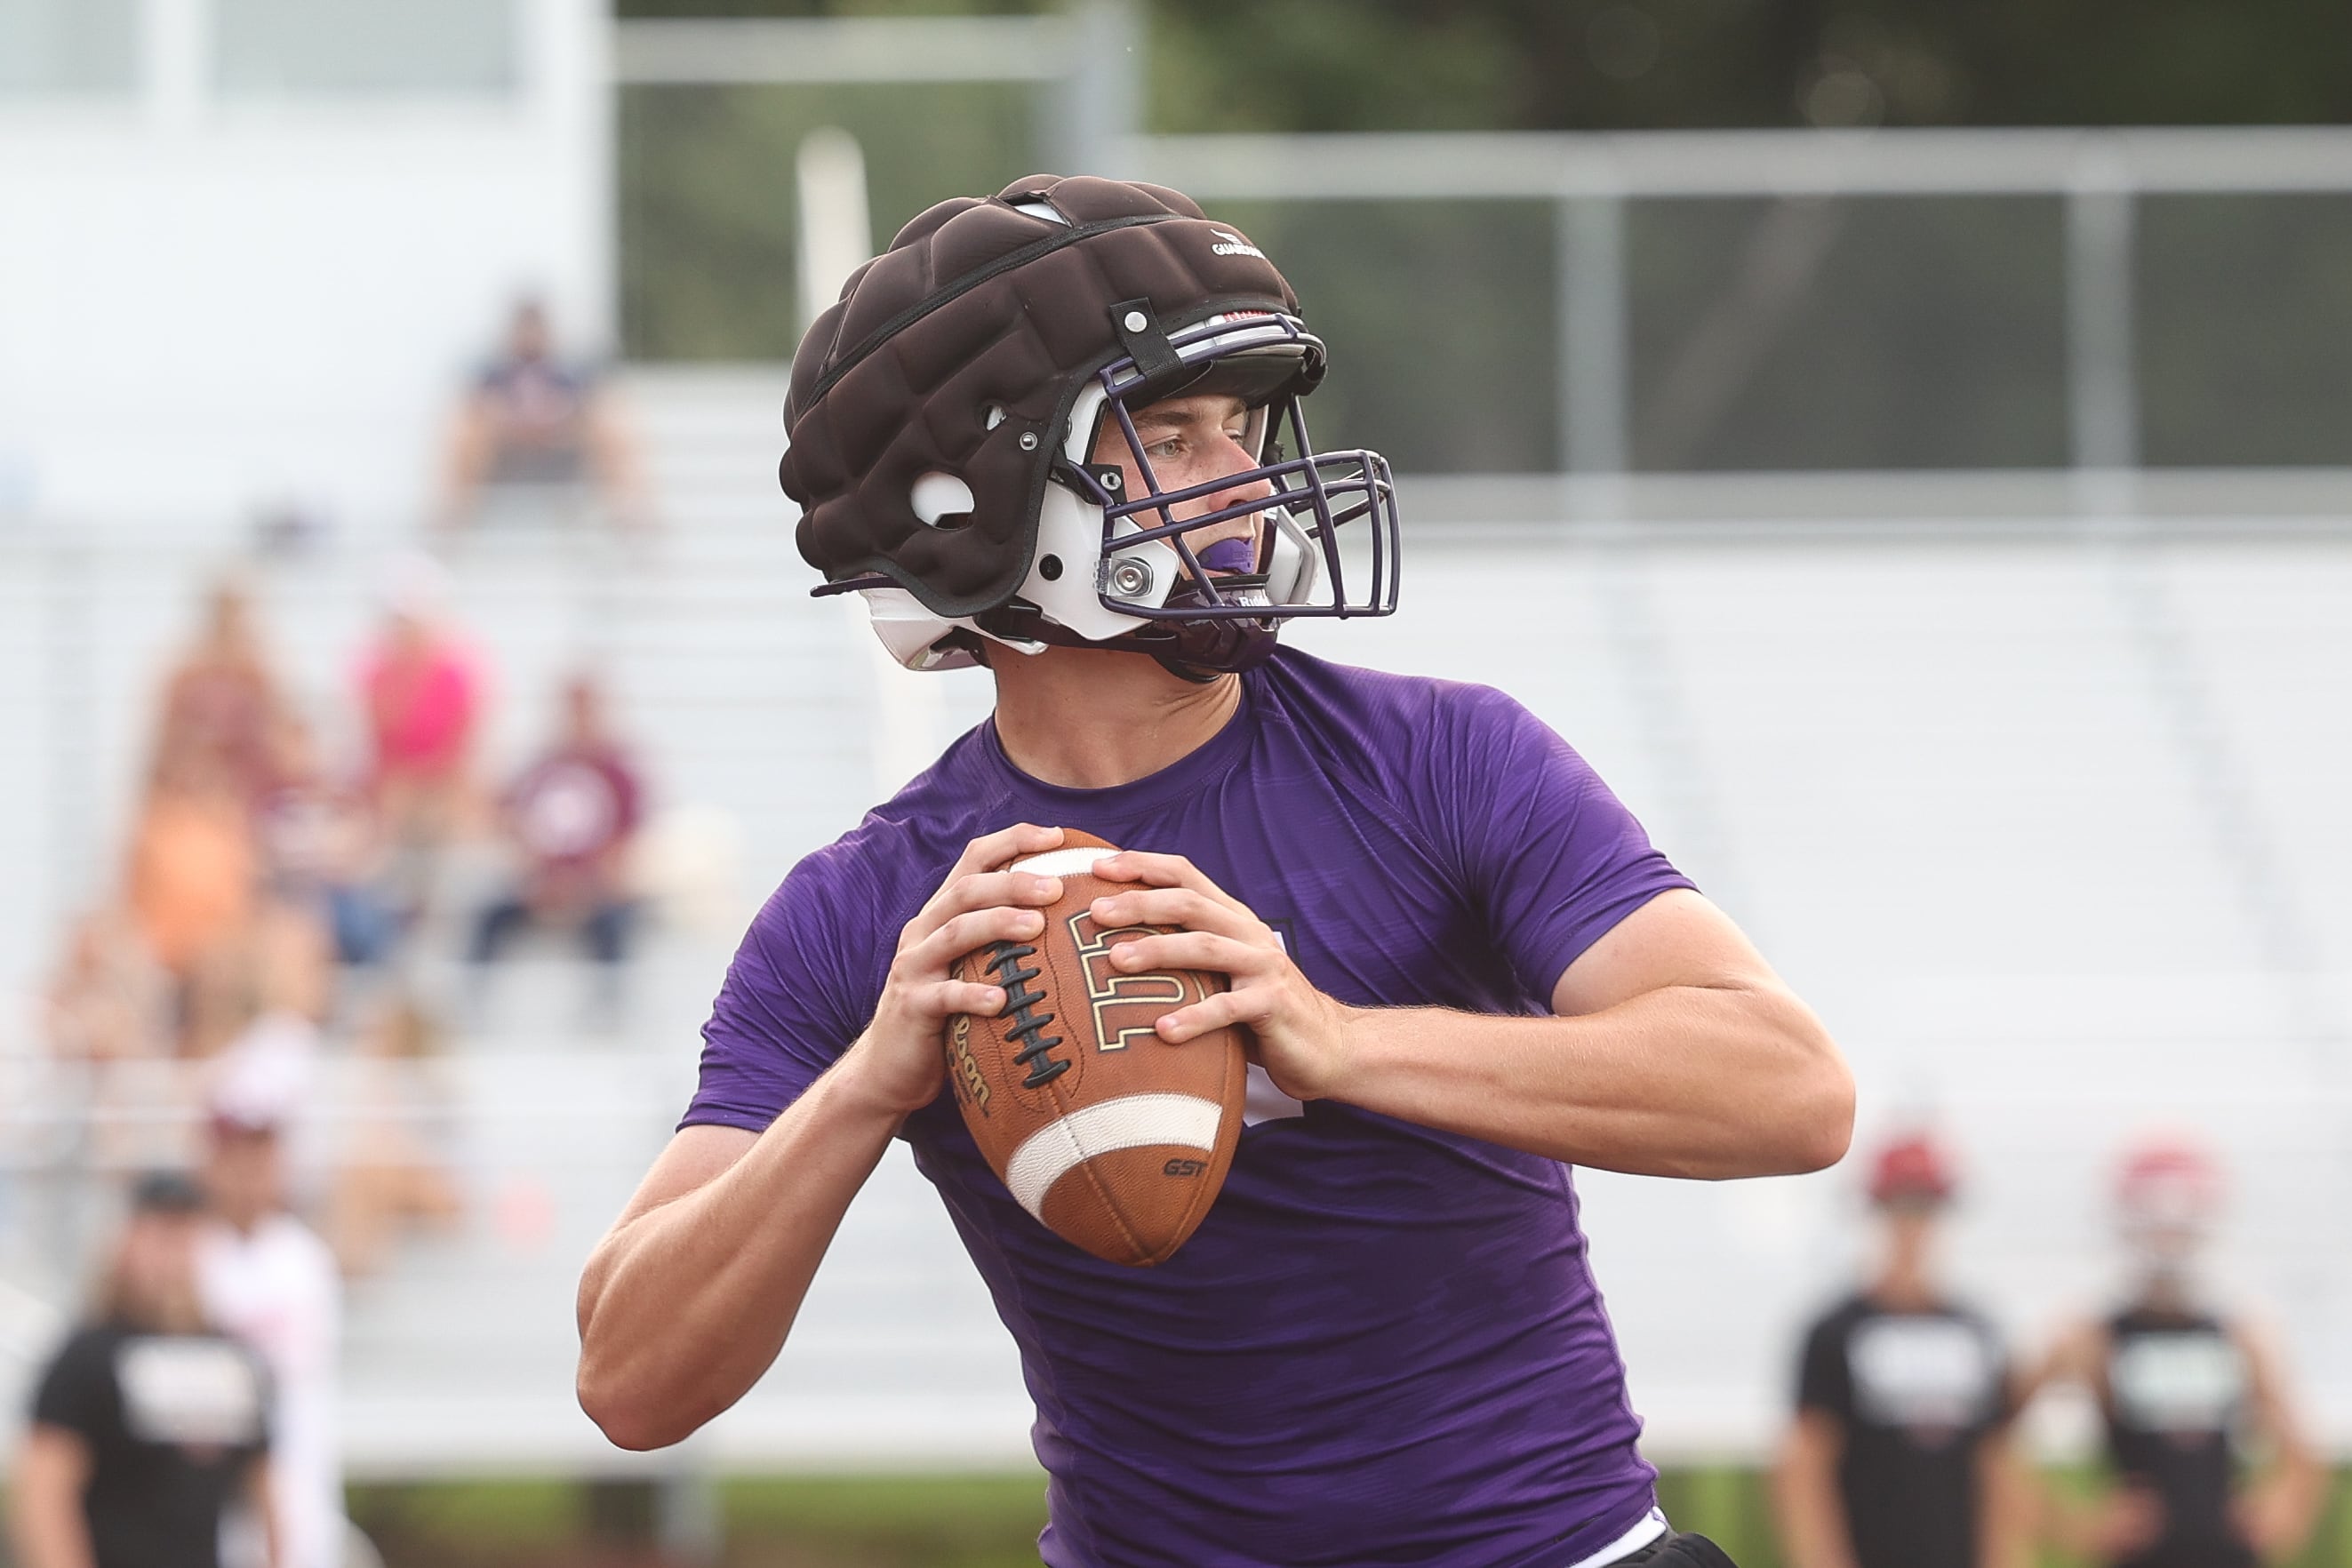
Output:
838,823,1068,1118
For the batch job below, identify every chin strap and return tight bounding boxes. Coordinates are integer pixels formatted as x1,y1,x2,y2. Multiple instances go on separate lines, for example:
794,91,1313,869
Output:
972,600,1281,679
1148,617,1281,681
1153,653,1224,684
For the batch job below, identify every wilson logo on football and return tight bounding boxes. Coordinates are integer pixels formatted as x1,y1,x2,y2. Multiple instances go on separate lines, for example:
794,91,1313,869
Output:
1068,911,1189,1052
946,1013,992,1115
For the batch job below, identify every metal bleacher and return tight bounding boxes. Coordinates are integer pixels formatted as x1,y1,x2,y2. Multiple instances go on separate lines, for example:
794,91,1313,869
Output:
3,372,2349,1478
0,367,1028,1480
1316,526,2352,1453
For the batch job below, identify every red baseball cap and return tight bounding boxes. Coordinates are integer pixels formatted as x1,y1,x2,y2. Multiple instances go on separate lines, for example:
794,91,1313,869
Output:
2116,1134,2222,1231
1868,1132,1956,1206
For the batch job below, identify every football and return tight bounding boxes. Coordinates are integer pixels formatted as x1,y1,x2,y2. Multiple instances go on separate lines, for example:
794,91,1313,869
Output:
944,830,1247,1267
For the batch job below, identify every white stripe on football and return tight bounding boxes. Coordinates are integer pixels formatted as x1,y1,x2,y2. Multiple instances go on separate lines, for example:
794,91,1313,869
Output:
1003,1092,1225,1220
1007,845,1118,879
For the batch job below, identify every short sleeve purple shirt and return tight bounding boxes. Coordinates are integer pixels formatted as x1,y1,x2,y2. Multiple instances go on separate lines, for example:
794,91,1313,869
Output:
687,649,1692,1568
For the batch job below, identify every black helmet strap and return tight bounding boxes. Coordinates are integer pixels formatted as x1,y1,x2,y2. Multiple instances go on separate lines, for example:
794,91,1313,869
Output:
1108,298,1183,386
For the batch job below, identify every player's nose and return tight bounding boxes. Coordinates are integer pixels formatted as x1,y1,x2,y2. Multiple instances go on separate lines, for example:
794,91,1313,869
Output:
1185,432,1275,529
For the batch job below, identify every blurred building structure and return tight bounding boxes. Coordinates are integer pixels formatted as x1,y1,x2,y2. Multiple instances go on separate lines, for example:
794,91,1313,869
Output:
1,0,2348,1510
0,0,609,533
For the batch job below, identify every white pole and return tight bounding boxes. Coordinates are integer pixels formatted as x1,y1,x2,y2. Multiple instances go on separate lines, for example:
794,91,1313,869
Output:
2065,145,2140,517
796,128,945,796
1059,0,1142,176
796,125,874,334
1559,190,1630,524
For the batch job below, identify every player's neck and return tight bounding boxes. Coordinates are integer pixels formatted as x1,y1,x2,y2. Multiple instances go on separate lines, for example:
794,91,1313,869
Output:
212,1201,270,1237
2130,1264,2198,1316
990,645,1243,789
1868,1272,1939,1313
1869,1244,1939,1311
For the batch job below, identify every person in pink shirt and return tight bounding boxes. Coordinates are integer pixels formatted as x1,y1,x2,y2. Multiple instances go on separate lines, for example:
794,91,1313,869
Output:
354,556,483,926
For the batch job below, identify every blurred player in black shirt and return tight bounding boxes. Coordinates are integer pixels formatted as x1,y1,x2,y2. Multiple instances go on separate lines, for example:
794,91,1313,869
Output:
2019,1137,2320,1568
1774,1133,2021,1568
11,1172,275,1568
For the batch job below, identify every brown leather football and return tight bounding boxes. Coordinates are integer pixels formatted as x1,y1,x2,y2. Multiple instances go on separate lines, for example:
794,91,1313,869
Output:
944,829,1246,1266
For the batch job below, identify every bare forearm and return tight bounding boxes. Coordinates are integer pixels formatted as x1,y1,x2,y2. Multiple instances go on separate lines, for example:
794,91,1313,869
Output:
250,1462,283,1568
2242,1436,2324,1560
1332,982,1850,1177
588,404,652,508
576,827,1075,1450
1772,1436,1860,1568
12,1520,95,1568
11,1476,95,1568
576,1058,902,1449
1978,1436,2032,1568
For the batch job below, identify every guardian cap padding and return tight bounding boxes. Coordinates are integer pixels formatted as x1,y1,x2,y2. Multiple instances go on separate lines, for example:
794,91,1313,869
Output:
782,176,1315,619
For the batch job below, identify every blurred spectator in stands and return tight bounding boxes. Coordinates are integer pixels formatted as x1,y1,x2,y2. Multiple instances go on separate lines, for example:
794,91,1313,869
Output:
327,994,462,1278
2016,1135,2320,1568
125,748,258,1053
1774,1132,2023,1568
435,296,652,534
44,908,171,1066
132,580,342,1052
197,1060,346,1568
12,1170,277,1568
41,908,180,1173
254,713,396,972
153,576,285,808
356,554,484,931
175,900,336,1080
468,671,645,1008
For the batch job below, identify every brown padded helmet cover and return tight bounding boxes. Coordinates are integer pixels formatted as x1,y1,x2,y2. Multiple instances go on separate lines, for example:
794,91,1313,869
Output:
781,175,1300,619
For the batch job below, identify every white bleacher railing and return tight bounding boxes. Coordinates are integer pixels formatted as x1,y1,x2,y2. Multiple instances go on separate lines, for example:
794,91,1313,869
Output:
613,8,2352,519
1128,125,2352,513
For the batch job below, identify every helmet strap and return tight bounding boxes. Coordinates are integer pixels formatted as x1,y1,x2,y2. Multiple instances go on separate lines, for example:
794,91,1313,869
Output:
972,602,1278,679
1153,654,1224,685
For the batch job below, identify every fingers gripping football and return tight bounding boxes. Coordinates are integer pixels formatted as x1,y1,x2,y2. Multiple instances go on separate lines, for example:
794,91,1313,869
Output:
1088,852,1354,1103
941,831,1251,1267
847,825,1068,1117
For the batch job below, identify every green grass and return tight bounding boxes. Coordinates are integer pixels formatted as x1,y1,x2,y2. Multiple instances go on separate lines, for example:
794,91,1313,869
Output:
1654,1463,2352,1568
719,1475,1052,1567
324,1465,2352,1568
344,1472,1053,1568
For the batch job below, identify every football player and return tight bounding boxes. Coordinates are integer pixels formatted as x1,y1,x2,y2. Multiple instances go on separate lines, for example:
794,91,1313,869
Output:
2017,1137,2321,1568
1774,1132,2025,1568
577,175,1853,1567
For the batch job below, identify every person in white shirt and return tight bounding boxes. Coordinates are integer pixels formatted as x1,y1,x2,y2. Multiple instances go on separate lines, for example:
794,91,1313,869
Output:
198,1092,346,1568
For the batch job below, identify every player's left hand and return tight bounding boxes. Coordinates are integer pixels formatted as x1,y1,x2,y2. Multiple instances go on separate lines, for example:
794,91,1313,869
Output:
1086,852,1355,1103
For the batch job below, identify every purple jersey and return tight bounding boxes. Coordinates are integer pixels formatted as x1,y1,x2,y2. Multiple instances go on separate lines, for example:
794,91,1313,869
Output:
687,650,1692,1567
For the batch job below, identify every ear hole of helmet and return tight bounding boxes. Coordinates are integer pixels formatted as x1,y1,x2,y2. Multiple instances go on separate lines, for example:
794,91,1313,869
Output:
910,471,977,530
981,403,1008,431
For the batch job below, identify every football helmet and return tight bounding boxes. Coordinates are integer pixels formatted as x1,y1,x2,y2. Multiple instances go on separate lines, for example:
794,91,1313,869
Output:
780,175,1399,677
